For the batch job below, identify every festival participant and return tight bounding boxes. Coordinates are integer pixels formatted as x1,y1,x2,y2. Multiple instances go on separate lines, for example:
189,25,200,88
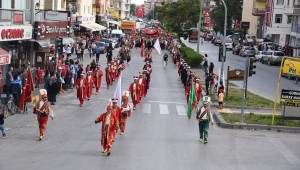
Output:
94,104,118,156
85,71,94,100
33,89,54,141
111,99,121,140
35,67,43,88
93,65,103,95
138,72,144,102
120,91,131,135
105,63,112,89
143,61,152,87
128,76,141,110
142,70,148,96
195,78,203,105
76,73,87,107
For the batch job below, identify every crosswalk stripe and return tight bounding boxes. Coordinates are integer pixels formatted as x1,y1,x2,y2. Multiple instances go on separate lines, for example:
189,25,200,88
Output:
142,103,151,114
176,105,186,116
159,104,169,115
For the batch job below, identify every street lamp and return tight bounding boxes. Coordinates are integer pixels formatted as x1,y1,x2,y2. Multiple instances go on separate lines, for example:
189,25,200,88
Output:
220,0,227,79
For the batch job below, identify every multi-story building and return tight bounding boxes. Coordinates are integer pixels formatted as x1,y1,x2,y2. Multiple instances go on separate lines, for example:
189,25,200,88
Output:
265,0,292,46
242,0,258,36
252,0,267,39
112,0,131,19
286,0,300,49
144,0,163,19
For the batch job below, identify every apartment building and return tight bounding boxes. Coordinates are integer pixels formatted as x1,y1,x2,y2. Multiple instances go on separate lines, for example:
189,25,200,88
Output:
285,0,300,48
242,0,258,36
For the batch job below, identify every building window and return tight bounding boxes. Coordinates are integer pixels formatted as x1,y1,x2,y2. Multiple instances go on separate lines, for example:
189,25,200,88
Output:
276,0,284,5
288,15,292,24
0,0,2,8
275,14,282,23
11,0,15,8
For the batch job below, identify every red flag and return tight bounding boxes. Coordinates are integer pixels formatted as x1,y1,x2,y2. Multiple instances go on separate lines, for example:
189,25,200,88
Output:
141,41,145,57
18,68,34,111
136,7,144,18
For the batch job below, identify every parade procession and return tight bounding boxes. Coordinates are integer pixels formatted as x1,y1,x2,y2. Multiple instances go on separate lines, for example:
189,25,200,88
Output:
2,0,300,169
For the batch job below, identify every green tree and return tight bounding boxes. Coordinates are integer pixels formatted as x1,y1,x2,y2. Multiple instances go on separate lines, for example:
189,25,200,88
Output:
155,0,200,37
210,0,242,33
130,4,136,16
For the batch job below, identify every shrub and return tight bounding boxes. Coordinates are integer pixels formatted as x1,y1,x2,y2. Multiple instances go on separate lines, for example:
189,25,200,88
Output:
179,43,203,68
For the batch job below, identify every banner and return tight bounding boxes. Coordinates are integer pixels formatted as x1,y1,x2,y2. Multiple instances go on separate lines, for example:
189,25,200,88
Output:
154,39,161,55
114,72,122,107
136,7,144,18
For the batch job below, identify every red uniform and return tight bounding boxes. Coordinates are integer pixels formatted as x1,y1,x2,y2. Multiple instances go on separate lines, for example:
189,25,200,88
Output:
93,69,103,94
120,102,131,134
194,82,202,103
105,66,112,89
35,69,43,85
138,77,144,101
85,75,94,100
185,85,190,104
111,105,121,138
95,110,118,154
129,81,141,109
76,78,87,106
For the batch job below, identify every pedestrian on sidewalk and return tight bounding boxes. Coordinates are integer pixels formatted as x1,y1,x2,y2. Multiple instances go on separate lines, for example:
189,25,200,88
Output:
205,74,210,96
196,101,213,144
202,54,208,75
0,102,7,138
210,73,215,98
95,46,101,63
218,89,224,109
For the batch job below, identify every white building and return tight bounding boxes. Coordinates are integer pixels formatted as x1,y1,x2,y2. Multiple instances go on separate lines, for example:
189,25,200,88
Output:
265,0,292,46
285,0,300,48
113,0,131,19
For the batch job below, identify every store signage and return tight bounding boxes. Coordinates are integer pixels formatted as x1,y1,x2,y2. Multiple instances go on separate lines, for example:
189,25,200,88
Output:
14,13,24,23
35,21,69,40
282,60,300,76
281,89,300,107
0,25,32,41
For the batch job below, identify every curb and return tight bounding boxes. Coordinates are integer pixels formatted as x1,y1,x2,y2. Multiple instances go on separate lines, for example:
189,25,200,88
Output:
212,108,300,134
209,104,281,111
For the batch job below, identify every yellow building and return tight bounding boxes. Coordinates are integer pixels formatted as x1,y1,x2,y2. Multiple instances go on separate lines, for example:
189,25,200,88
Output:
241,0,258,36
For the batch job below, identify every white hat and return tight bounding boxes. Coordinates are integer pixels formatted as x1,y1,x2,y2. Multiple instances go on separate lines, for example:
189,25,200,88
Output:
39,89,47,98
122,91,130,97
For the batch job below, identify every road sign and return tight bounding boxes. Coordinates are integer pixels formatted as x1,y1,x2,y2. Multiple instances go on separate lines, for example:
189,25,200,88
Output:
280,89,300,107
282,60,300,76
227,69,244,81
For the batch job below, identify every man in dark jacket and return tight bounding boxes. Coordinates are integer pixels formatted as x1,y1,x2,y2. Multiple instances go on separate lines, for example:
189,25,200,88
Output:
10,74,22,109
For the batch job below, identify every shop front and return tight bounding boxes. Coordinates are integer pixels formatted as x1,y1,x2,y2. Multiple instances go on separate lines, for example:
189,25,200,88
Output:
0,24,33,78
34,21,71,69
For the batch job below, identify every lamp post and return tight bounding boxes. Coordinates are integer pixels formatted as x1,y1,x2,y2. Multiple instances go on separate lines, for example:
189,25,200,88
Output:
196,0,203,53
220,0,227,78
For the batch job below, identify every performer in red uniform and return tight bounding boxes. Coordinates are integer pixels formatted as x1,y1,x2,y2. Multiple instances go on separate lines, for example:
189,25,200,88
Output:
94,105,118,156
142,70,148,96
129,76,141,110
33,89,54,141
35,67,43,88
85,71,94,100
138,72,144,102
105,64,112,89
120,91,131,135
76,73,87,107
194,78,202,104
143,61,152,87
111,99,121,140
93,65,103,95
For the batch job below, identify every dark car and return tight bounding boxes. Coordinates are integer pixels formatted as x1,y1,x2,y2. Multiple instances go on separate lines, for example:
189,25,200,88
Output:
95,42,106,54
205,34,213,41
100,38,110,47
214,37,222,46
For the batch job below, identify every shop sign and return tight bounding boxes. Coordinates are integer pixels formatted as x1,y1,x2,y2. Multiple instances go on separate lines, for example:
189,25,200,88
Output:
35,21,69,40
281,89,300,107
282,60,300,76
0,25,32,41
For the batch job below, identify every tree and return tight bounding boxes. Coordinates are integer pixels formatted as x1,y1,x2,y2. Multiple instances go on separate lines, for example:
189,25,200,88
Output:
155,0,200,36
130,4,136,16
210,0,242,33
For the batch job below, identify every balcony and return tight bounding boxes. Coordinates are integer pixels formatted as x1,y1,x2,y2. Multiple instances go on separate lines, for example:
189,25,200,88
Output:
0,9,30,25
252,0,267,16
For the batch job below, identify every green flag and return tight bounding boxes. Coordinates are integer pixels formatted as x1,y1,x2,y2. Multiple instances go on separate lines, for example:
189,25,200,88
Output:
187,82,197,120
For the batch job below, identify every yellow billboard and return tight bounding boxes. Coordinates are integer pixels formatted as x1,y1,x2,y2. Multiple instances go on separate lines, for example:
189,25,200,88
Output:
282,60,300,76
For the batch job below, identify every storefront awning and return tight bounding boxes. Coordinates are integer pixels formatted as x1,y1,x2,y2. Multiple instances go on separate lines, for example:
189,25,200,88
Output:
63,37,75,45
80,23,107,31
36,39,51,48
0,48,11,65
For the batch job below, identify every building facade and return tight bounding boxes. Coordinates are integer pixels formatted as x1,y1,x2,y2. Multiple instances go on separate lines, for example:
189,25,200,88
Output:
242,0,258,36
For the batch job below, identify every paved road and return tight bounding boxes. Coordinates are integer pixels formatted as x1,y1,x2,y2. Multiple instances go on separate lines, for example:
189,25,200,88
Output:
0,46,300,170
182,39,300,102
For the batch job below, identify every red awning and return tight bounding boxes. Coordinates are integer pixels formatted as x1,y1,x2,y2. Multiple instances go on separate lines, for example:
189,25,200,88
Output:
0,48,11,65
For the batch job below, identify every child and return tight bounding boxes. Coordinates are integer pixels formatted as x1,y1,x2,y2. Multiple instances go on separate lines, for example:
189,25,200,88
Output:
0,103,7,138
218,89,224,109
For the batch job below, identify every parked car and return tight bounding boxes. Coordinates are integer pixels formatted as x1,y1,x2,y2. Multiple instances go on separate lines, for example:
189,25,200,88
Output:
95,42,106,54
225,38,233,50
205,34,213,41
214,37,222,46
261,51,285,65
232,44,241,55
255,51,267,62
239,46,255,57
101,38,110,47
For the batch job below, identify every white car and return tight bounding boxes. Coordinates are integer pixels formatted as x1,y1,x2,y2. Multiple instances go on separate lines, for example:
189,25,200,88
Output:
225,38,233,50
255,51,266,62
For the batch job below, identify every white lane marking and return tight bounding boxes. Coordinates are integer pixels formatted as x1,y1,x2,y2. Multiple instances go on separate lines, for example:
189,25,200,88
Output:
142,103,151,114
148,100,186,105
159,104,169,115
176,105,186,116
268,136,300,168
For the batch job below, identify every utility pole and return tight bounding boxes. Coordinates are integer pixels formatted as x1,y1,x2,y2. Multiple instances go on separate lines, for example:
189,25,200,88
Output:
29,0,35,67
220,0,227,79
196,0,203,54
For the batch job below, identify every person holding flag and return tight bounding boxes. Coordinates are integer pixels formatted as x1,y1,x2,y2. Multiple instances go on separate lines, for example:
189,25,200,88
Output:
120,91,131,135
111,99,121,140
187,80,196,120
196,97,213,144
19,68,34,114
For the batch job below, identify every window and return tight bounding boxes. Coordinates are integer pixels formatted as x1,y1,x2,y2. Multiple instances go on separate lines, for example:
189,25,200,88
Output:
275,14,282,23
277,0,284,5
11,0,15,8
0,0,2,8
288,15,292,24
